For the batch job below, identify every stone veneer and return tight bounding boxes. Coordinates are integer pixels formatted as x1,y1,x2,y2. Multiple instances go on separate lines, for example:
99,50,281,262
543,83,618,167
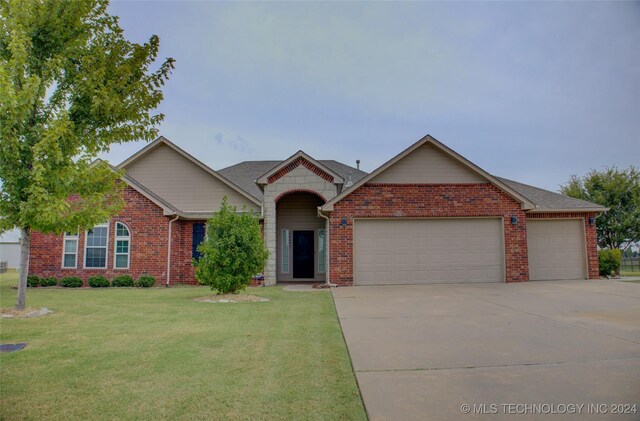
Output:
262,165,338,285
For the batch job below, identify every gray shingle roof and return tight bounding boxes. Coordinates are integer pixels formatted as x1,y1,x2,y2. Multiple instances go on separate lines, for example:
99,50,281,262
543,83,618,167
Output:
218,160,368,201
496,177,606,211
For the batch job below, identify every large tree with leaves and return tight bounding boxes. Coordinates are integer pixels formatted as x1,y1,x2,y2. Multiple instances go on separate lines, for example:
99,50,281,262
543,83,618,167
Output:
561,166,640,251
0,0,174,309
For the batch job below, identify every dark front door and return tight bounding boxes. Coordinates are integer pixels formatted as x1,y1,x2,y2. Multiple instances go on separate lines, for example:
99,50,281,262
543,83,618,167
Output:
293,230,315,278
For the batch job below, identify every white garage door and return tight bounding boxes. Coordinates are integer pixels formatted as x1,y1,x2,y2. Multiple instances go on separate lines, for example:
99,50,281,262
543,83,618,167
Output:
527,219,587,281
354,218,504,285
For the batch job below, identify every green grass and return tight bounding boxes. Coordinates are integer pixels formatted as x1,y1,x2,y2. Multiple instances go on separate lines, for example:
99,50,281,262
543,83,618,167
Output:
621,271,640,277
0,271,366,420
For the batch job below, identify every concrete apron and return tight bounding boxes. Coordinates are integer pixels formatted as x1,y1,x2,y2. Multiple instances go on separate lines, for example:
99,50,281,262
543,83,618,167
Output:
332,280,640,421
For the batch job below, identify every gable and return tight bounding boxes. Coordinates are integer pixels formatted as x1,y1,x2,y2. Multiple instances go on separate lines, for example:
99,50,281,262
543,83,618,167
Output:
370,143,487,184
268,157,335,184
257,151,344,186
322,135,536,212
123,143,259,212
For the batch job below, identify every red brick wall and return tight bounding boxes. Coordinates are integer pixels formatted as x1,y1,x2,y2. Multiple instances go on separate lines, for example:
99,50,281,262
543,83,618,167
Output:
525,212,599,279
328,183,529,286
29,187,174,286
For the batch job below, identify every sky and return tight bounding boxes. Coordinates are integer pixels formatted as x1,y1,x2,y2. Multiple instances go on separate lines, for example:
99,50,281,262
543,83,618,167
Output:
98,0,639,193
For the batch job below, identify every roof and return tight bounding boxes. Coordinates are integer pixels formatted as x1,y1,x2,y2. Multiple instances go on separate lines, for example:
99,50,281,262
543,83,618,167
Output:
219,159,368,201
320,134,606,214
109,134,605,215
497,177,607,212
321,135,537,212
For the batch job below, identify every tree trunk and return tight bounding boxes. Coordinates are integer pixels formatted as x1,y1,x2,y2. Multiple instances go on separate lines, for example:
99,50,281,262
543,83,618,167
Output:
16,227,31,310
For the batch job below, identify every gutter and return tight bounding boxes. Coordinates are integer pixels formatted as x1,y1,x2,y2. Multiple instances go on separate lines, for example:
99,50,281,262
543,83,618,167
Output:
317,207,336,287
166,215,180,287
526,207,609,214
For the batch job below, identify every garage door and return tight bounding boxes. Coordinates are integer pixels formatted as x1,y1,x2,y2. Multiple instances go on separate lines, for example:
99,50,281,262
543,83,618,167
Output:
354,218,504,285
527,219,586,280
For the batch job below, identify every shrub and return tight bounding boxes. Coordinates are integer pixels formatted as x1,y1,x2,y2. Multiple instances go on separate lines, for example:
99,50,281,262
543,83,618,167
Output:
27,275,40,287
135,274,156,288
88,275,110,288
60,276,83,288
40,277,58,287
111,275,134,287
194,197,268,294
599,249,622,276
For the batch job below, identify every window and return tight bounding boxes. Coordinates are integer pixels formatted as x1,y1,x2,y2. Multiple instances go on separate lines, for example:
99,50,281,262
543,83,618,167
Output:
281,229,290,273
318,229,326,273
192,223,206,260
114,222,130,269
62,232,78,268
85,224,108,268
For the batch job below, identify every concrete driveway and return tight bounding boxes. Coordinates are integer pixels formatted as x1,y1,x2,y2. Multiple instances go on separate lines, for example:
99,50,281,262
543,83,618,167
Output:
332,280,640,420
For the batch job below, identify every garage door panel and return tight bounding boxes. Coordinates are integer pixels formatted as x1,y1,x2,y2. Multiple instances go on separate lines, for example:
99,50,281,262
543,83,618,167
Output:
527,220,586,281
354,218,504,285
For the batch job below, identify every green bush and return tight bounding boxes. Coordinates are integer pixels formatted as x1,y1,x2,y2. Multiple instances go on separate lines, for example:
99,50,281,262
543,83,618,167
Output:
598,249,622,276
27,275,40,287
40,277,58,287
135,274,156,288
88,275,110,288
111,275,134,287
60,276,83,288
194,197,268,294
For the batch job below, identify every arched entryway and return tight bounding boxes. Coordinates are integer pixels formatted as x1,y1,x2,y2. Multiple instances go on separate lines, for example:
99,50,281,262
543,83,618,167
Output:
276,191,327,282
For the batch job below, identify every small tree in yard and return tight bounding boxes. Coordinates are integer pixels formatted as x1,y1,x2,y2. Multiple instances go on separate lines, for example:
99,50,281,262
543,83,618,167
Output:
0,0,174,309
194,198,268,294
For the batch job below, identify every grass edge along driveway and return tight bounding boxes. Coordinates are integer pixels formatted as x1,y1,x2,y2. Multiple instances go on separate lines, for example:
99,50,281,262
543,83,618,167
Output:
0,271,366,420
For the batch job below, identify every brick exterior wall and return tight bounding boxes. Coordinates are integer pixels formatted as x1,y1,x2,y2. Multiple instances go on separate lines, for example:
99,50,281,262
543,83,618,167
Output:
525,212,599,279
171,219,206,285
328,183,529,286
28,183,600,288
28,186,202,286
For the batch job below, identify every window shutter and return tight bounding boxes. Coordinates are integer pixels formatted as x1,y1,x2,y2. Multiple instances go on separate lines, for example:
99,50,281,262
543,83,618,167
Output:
192,223,206,260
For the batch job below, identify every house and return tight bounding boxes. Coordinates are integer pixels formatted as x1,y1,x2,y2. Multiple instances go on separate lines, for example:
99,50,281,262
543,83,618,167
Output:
0,229,21,270
28,135,606,286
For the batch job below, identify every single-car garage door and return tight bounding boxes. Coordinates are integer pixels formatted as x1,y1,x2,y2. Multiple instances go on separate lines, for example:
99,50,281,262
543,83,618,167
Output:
354,218,504,285
527,219,587,281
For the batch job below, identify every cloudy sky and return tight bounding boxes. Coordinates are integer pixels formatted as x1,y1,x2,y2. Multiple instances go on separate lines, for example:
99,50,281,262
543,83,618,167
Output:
100,0,640,192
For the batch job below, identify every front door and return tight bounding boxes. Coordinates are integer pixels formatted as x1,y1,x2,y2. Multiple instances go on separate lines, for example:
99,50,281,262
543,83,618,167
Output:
293,230,315,278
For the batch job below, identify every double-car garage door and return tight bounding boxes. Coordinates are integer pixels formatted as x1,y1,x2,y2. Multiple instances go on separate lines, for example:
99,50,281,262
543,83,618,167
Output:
354,218,504,285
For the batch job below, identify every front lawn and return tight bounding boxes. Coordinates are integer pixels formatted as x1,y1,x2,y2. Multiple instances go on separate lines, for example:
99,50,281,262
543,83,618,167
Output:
0,271,366,420
621,271,640,277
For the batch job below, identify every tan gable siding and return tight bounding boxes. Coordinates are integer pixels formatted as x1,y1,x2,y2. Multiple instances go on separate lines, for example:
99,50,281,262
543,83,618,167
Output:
124,144,258,212
371,143,487,184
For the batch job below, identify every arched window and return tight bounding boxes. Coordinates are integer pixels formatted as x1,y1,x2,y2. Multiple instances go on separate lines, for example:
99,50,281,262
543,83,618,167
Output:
114,222,131,269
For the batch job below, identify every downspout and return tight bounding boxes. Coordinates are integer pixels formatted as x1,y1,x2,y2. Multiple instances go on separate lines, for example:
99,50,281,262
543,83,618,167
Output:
317,207,336,287
166,214,179,287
